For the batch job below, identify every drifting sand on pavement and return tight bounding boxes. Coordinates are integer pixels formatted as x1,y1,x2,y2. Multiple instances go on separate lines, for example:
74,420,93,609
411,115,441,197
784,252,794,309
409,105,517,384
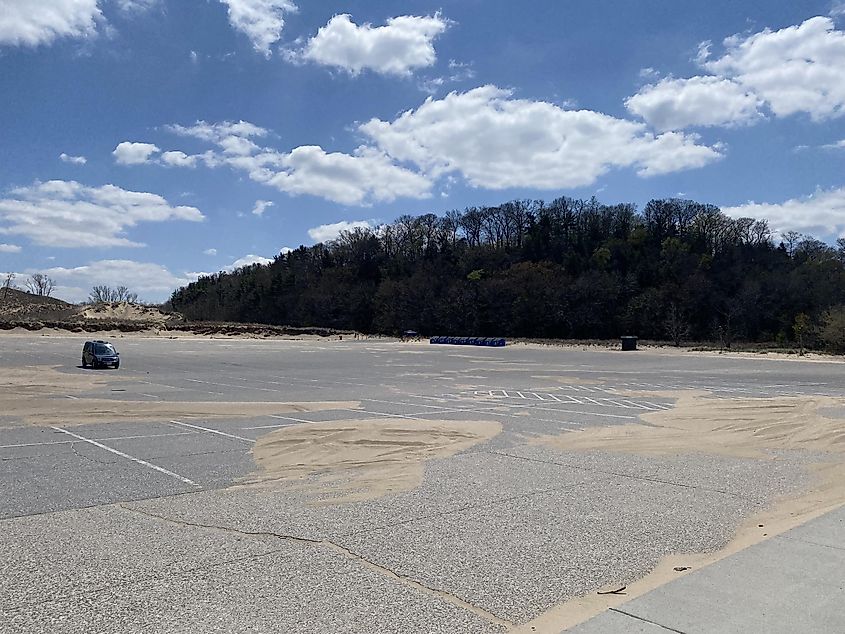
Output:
517,391,845,632
0,366,357,425
246,418,502,504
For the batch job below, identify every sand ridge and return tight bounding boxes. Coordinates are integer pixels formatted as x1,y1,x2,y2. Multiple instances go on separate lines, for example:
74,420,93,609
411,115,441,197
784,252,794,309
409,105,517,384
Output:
536,391,845,458
245,418,503,504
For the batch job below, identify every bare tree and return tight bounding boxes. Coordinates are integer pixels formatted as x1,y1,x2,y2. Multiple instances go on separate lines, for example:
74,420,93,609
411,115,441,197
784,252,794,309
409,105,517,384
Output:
793,313,811,356
2,273,15,300
781,230,801,256
89,285,139,303
25,273,56,297
114,286,139,302
664,303,690,347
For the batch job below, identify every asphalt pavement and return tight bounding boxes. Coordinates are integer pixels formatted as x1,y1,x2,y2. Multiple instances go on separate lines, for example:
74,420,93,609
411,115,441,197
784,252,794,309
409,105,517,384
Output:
1,334,843,633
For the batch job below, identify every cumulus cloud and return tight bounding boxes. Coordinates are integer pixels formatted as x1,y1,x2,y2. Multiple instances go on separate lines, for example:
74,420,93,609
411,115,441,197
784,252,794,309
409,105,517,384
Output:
0,0,102,47
628,16,845,129
308,220,374,243
625,76,763,131
153,120,432,205
228,253,273,269
160,151,199,168
203,248,218,256
37,259,193,303
296,13,449,76
703,17,845,121
722,187,845,238
251,200,273,216
219,0,297,57
60,152,88,165
259,146,432,205
0,243,22,253
113,141,161,165
0,180,203,248
360,86,722,190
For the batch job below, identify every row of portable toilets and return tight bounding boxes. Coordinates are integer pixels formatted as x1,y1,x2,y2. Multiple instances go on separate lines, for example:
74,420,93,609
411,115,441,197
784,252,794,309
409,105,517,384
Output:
430,336,507,347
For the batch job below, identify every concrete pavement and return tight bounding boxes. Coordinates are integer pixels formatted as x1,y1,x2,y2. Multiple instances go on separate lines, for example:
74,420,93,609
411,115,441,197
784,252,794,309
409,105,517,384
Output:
569,505,845,633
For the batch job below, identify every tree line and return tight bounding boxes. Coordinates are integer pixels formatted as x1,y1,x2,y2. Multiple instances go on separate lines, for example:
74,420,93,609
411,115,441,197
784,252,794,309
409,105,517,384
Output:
167,197,845,352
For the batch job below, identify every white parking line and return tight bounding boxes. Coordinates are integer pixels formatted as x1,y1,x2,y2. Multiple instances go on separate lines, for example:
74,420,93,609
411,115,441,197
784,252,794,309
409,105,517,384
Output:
50,426,199,486
168,420,254,444
242,414,320,430
0,431,198,449
358,398,586,428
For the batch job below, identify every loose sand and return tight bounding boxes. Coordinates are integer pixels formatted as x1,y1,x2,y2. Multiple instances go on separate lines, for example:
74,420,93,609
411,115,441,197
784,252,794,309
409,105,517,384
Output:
0,366,357,426
246,418,502,504
517,390,845,632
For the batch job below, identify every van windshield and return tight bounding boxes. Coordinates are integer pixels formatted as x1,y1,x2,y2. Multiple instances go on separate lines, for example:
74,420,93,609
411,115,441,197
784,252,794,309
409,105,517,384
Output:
94,344,115,355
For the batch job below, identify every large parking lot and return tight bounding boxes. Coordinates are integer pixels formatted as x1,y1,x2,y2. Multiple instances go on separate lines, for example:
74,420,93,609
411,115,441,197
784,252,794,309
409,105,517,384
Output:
2,334,844,633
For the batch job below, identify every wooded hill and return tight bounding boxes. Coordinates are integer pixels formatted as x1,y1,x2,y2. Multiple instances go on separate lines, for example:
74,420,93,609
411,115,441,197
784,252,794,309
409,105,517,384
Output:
168,197,845,350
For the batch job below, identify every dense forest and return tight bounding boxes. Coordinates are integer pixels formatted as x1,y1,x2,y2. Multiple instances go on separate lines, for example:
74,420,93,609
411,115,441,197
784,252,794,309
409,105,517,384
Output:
168,197,845,350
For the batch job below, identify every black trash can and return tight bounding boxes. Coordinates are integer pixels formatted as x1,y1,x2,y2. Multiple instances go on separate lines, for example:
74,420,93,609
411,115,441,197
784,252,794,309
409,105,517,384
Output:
621,336,638,351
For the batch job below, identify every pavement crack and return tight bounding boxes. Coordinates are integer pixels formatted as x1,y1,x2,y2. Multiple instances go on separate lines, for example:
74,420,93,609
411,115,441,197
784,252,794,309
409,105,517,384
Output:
608,607,688,633
339,481,588,539
69,443,117,466
119,504,515,629
487,450,761,503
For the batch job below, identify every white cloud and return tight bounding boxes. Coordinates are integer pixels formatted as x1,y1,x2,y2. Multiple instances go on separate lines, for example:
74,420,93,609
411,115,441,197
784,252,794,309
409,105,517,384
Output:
228,254,273,269
113,141,160,165
114,0,160,13
360,86,722,190
280,246,293,254
0,0,102,47
625,76,763,131
38,259,192,303
60,152,88,165
158,120,432,205
203,248,217,256
630,16,845,129
297,13,449,76
167,120,269,142
722,187,845,238
307,220,373,243
0,180,203,248
822,139,845,149
703,17,845,121
0,243,21,253
161,151,199,168
251,200,273,216
261,146,431,205
219,0,297,57
187,252,276,281
419,59,475,95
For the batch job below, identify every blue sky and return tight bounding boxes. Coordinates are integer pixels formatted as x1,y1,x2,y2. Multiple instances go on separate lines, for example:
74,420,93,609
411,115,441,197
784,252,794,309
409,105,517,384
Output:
2,0,845,302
